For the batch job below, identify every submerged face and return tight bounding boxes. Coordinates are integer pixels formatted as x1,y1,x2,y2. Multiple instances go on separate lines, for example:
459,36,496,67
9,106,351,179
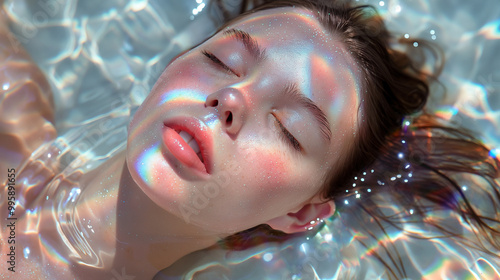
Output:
127,7,361,234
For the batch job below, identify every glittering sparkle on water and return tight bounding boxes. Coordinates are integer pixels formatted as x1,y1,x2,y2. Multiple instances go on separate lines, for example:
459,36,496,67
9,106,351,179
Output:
263,253,273,262
24,247,31,259
490,148,499,158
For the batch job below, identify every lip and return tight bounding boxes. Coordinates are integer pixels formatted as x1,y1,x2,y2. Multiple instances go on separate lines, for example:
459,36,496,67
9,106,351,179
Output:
162,117,213,176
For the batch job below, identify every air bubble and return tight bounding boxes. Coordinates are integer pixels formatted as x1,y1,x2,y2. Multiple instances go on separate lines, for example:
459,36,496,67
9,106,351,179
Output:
263,253,273,262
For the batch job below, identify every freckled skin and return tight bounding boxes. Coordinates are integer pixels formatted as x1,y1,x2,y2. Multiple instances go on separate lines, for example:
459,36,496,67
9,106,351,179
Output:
127,7,362,234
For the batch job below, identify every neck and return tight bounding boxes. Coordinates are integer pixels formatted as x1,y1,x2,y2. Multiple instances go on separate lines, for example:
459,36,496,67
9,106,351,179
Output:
59,150,220,278
113,152,221,275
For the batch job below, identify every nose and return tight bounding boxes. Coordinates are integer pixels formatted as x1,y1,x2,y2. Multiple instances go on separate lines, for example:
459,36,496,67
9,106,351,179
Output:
205,88,247,136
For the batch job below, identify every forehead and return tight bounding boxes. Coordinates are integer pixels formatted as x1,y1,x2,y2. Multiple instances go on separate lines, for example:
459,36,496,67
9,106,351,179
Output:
220,6,362,139
231,6,335,45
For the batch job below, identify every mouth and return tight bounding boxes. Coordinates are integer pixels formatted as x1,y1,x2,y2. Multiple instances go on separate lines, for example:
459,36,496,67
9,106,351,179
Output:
162,117,213,176
173,129,204,163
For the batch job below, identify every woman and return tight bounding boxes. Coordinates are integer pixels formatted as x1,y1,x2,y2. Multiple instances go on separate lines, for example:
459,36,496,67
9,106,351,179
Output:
1,0,499,279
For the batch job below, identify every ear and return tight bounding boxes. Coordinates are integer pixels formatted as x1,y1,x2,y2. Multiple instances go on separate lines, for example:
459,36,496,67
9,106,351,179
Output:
266,200,335,234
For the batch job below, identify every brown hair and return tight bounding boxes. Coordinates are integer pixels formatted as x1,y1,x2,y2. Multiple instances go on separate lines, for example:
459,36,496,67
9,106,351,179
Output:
209,0,500,277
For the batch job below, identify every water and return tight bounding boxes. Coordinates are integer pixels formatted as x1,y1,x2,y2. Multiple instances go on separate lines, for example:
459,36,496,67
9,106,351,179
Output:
2,0,499,279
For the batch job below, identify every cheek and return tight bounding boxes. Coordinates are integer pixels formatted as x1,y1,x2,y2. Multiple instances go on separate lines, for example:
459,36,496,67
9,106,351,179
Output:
241,148,308,210
133,146,166,187
237,148,323,226
258,152,288,184
241,145,288,189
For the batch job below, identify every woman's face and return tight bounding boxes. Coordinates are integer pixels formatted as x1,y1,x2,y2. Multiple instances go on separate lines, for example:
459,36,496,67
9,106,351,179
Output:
127,7,361,234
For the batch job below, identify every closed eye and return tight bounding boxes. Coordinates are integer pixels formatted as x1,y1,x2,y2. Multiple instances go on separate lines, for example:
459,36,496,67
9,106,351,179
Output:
273,113,301,152
201,50,240,77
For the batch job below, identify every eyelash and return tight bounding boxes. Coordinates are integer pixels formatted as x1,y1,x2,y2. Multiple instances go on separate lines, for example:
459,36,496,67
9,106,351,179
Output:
201,50,240,77
202,50,300,152
273,114,301,152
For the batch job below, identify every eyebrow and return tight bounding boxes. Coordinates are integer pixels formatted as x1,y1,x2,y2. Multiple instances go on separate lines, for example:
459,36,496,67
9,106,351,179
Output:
222,28,267,63
283,83,332,143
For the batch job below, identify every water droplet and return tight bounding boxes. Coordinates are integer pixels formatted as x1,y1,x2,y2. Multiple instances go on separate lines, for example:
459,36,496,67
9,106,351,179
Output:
24,247,30,259
263,253,273,262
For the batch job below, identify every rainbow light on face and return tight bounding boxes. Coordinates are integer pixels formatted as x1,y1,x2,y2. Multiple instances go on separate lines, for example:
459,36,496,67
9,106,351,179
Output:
310,54,361,118
159,88,207,106
304,23,361,127
135,142,161,185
